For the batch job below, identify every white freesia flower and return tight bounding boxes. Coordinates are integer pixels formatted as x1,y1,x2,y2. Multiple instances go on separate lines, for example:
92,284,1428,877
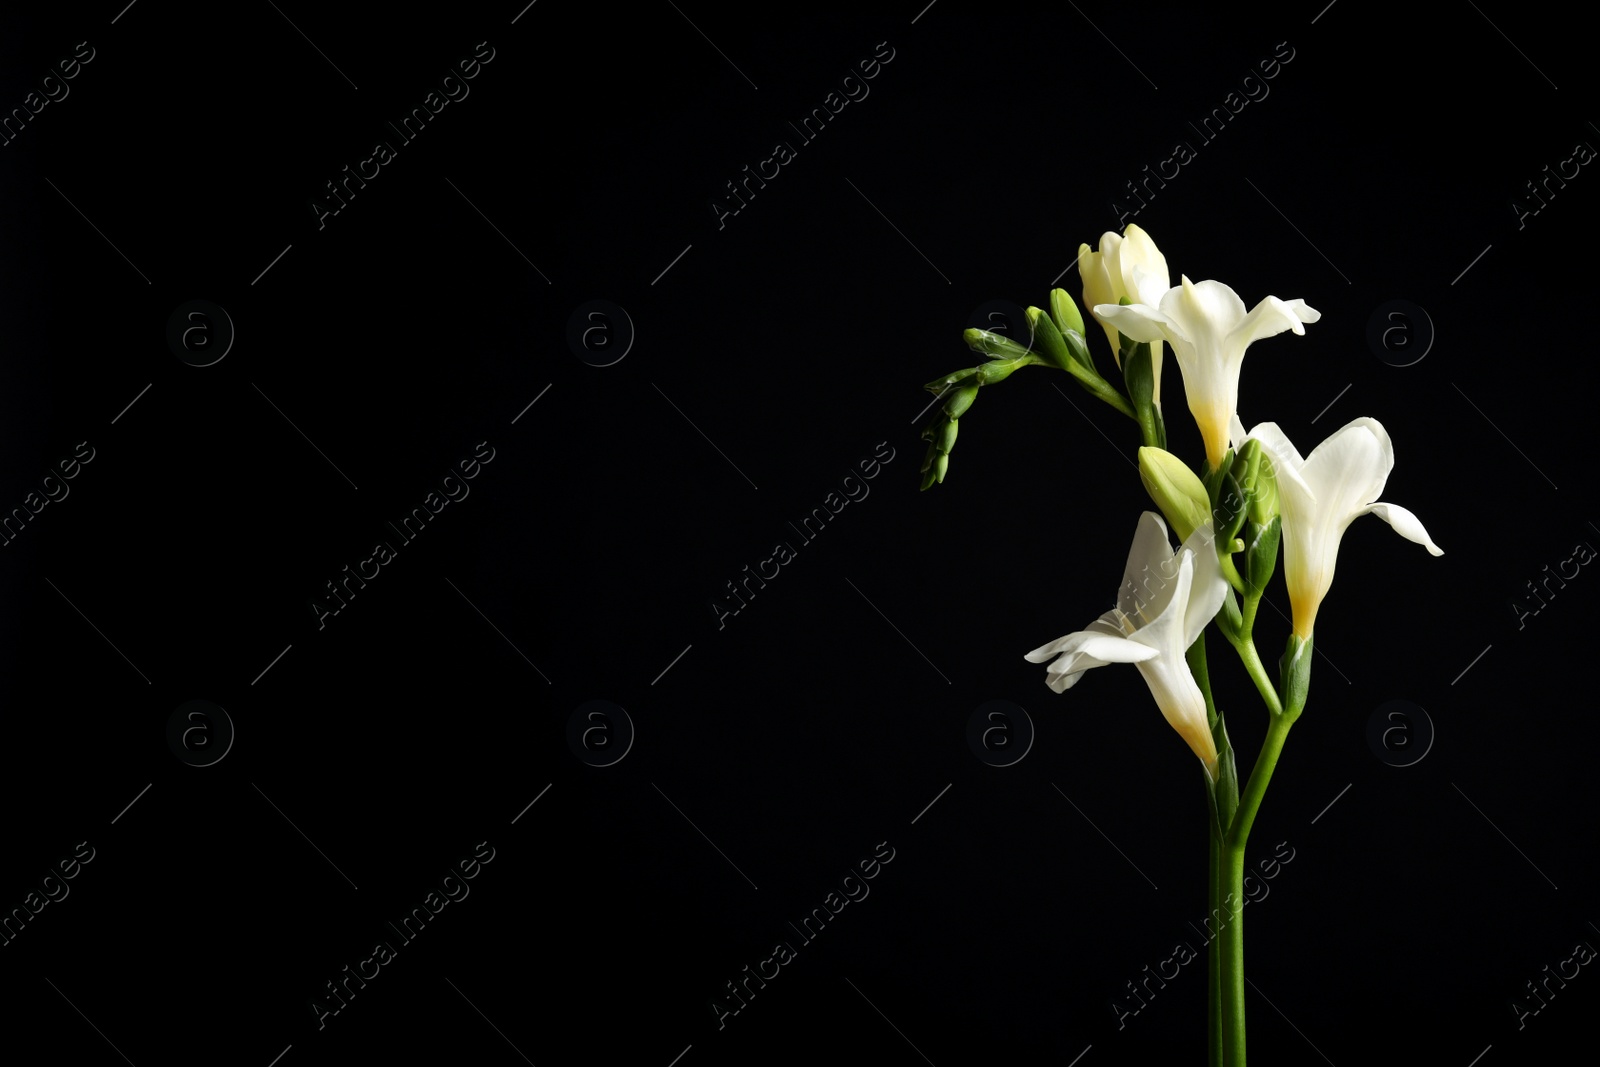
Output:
1233,415,1443,639
1025,512,1228,774
1096,276,1320,470
1078,225,1170,407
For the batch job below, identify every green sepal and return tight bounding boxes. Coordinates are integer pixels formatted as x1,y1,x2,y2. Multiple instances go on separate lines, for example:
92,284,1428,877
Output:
944,383,978,418
1215,590,1243,645
1207,711,1240,839
1231,438,1279,525
1049,287,1086,339
975,356,1034,385
1279,634,1312,721
1213,469,1248,550
963,327,1032,361
1241,515,1281,599
1025,307,1072,372
1202,449,1237,504
1123,341,1160,449
925,365,979,394
1062,327,1097,374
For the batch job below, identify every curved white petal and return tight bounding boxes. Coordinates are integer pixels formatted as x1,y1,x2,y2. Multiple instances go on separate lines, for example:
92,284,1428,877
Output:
1179,522,1229,649
1081,239,1127,366
1229,412,1250,452
1135,654,1219,769
1281,298,1321,323
1240,420,1306,471
1300,418,1394,528
1119,225,1170,307
1229,295,1319,350
1126,547,1194,660
1095,302,1169,344
1160,277,1247,343
1026,630,1161,693
1117,512,1180,619
1363,502,1444,556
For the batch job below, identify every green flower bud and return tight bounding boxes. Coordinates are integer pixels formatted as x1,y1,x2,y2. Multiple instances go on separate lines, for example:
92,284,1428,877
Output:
975,357,1028,385
1279,633,1312,721
1241,514,1281,599
1202,448,1237,501
1049,288,1086,339
962,328,1032,361
1231,438,1279,525
1138,447,1210,543
1212,468,1248,550
1062,327,1096,373
1208,712,1240,834
1024,307,1071,372
933,452,949,484
935,417,958,454
924,365,979,394
943,383,978,418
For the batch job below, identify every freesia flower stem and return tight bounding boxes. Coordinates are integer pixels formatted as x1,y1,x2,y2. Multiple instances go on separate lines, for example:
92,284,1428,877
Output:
1208,819,1224,1067
1226,632,1283,718
1060,359,1138,419
1187,634,1224,1067
1220,840,1248,1065
1219,713,1296,1064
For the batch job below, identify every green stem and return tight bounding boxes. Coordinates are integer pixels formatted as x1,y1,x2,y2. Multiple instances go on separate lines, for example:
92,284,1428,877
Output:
1230,636,1283,718
1208,817,1223,1067
1135,403,1161,449
1186,634,1217,731
1227,714,1294,853
1219,714,1296,1065
1220,840,1247,1066
1187,634,1222,1067
1221,595,1282,718
1059,358,1137,419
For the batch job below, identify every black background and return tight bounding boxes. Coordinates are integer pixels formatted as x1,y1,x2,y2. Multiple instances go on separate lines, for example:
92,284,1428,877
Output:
2,2,1597,1064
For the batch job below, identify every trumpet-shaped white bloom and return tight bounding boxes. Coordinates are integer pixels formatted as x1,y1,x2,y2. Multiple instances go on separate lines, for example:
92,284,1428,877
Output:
1025,512,1228,774
1233,415,1443,638
1078,225,1170,407
1096,276,1320,470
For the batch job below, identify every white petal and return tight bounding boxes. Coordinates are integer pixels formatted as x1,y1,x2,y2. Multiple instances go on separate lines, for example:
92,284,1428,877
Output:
1120,225,1170,305
1124,544,1194,659
1116,512,1180,619
1363,502,1444,556
1095,302,1169,344
1025,629,1160,693
1229,412,1250,451
1024,627,1159,665
1241,420,1306,471
1080,243,1115,316
1300,417,1394,526
1080,244,1124,367
1179,522,1230,649
1161,277,1246,342
1134,654,1219,768
1229,295,1318,350
1282,298,1321,323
